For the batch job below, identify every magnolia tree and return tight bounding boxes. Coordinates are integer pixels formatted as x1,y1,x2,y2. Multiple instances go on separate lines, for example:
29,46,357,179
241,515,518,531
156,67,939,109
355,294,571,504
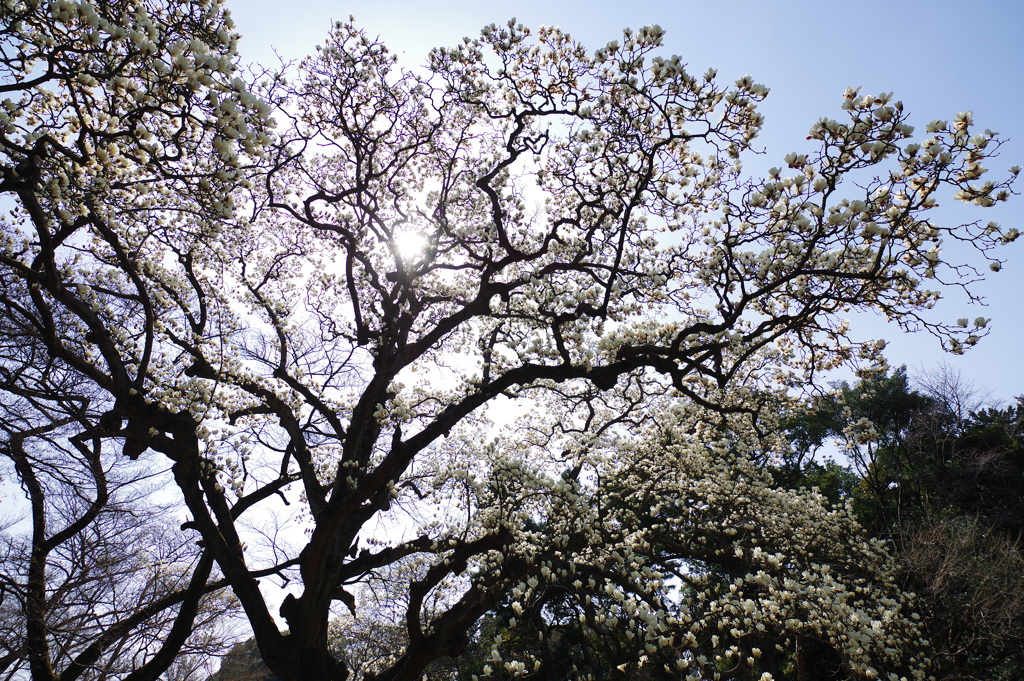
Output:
0,1,1019,680
451,399,933,681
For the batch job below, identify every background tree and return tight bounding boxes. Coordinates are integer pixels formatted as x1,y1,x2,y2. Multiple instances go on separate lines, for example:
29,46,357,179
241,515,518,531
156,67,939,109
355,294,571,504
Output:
784,370,1024,680
1,2,1020,680
0,289,240,681
206,639,281,681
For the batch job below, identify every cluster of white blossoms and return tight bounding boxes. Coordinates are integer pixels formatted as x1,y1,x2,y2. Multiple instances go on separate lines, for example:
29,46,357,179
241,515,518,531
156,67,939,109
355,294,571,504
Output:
429,396,932,681
0,0,276,415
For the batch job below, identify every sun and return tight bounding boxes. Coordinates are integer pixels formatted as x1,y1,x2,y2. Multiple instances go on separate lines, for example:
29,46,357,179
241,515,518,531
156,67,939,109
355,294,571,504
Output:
393,231,428,261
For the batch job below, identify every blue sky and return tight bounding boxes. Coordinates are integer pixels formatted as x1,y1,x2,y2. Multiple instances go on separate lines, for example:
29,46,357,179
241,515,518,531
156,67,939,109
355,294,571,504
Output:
226,0,1023,402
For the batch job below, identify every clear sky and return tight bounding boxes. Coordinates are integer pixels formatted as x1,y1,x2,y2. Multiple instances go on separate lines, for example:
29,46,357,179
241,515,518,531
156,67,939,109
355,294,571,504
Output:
226,0,1024,402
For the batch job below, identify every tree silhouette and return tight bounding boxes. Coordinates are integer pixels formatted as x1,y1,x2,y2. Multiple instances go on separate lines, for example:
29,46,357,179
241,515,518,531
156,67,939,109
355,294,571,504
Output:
1,3,1019,680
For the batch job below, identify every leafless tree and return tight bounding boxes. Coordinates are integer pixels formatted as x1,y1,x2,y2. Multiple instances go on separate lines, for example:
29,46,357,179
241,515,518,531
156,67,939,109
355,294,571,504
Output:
0,279,239,681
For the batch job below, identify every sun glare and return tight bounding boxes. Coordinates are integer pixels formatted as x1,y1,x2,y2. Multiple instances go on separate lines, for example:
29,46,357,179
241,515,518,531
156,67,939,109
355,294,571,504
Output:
394,231,428,261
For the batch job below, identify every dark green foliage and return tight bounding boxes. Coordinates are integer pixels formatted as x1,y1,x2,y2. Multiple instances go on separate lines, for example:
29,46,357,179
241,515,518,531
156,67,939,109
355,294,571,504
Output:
772,459,859,506
784,368,1024,681
942,402,1024,535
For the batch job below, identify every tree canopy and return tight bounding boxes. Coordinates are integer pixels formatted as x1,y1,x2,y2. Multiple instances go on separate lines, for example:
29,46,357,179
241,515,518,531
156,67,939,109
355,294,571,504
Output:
0,1,1019,680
